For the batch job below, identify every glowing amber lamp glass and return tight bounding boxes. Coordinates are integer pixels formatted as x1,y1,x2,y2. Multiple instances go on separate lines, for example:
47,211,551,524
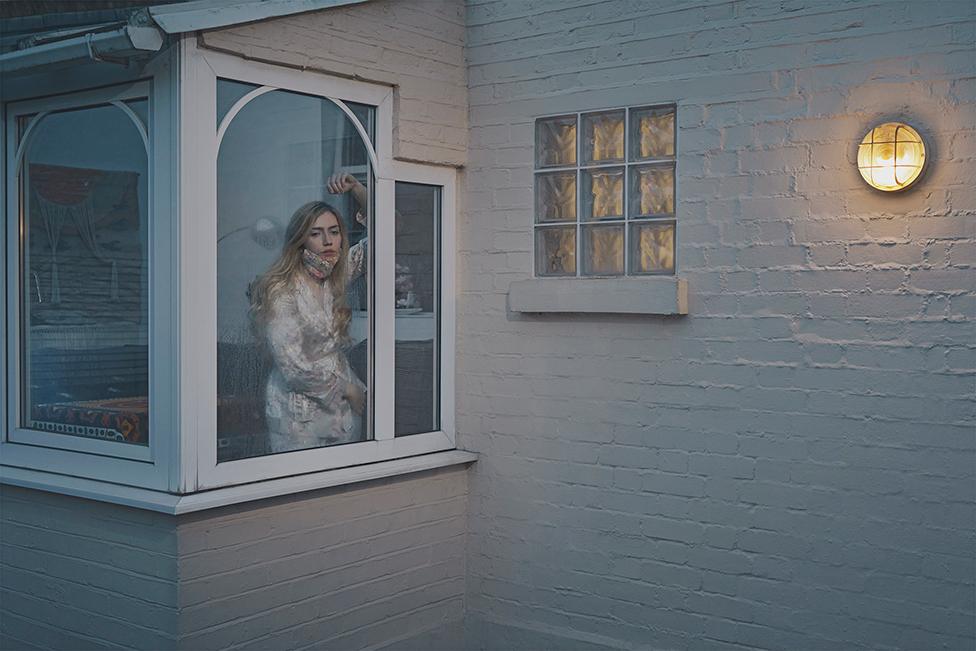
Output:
857,122,926,191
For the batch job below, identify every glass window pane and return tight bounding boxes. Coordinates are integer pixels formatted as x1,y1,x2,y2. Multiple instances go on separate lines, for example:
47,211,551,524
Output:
535,171,576,223
216,78,260,127
582,110,624,165
582,167,624,221
347,100,375,146
630,221,675,274
394,183,439,437
535,115,576,168
20,102,150,445
535,226,576,276
217,86,375,461
629,164,674,217
581,224,624,276
630,106,674,160
125,98,149,131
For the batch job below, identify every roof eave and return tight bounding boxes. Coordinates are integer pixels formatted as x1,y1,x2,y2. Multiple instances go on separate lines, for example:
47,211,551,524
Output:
147,0,368,34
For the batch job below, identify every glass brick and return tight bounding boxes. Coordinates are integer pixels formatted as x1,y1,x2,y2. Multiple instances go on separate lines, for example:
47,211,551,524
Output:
582,224,624,276
629,164,674,217
536,115,577,168
630,106,675,160
630,222,675,274
582,167,624,221
582,110,625,165
535,226,576,276
535,171,576,222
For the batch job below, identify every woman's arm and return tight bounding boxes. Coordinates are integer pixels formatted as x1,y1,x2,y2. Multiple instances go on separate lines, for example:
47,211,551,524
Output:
327,171,369,281
327,172,367,218
347,238,367,282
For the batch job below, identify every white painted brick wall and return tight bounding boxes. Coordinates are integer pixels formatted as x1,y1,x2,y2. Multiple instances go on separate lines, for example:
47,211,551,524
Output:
200,0,468,167
1,467,467,651
460,0,976,649
176,467,467,650
0,485,180,650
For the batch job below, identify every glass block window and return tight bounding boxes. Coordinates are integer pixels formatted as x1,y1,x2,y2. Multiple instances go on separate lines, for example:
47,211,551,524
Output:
534,105,676,276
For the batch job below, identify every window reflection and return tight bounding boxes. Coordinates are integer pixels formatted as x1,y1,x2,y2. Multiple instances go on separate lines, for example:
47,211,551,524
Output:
20,102,150,445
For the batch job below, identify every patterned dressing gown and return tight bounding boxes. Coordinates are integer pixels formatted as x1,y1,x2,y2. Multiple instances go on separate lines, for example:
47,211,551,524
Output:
264,239,367,453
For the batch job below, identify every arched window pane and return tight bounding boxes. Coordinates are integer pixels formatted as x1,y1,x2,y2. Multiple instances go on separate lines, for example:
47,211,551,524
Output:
216,84,375,462
20,102,150,446
216,78,260,127
125,98,149,131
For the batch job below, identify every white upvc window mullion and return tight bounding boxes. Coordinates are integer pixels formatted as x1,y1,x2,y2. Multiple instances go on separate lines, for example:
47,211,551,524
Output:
182,36,219,494
372,176,396,441
437,170,457,438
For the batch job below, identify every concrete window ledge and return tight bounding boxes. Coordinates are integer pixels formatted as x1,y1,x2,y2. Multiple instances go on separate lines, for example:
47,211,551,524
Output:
508,277,688,315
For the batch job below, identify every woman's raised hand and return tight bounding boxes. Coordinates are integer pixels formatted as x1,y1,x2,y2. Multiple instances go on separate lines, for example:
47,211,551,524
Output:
327,171,368,222
327,172,359,195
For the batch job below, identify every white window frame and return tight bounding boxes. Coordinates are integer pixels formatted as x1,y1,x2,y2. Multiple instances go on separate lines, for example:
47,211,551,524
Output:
181,41,456,492
1,55,179,492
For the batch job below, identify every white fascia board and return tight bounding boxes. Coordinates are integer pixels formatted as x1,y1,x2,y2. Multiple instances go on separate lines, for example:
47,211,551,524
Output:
148,0,368,34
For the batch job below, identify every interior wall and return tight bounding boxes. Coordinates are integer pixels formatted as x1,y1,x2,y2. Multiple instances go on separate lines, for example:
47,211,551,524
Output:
459,1,976,649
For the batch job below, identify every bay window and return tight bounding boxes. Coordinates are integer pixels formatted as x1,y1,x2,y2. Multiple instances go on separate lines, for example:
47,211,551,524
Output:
1,38,458,509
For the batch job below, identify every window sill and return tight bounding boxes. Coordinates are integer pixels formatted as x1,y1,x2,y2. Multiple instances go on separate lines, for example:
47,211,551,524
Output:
508,277,688,315
0,450,478,515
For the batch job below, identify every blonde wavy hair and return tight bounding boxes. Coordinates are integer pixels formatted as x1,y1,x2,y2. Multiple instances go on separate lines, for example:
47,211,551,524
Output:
249,201,352,340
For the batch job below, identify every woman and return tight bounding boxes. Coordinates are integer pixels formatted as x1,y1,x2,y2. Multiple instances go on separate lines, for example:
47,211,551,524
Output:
249,173,368,453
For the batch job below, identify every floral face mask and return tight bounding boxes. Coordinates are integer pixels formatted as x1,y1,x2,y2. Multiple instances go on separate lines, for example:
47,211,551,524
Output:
302,248,335,281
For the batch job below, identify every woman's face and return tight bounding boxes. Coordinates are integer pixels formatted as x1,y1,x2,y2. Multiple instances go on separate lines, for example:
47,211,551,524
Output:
304,211,341,261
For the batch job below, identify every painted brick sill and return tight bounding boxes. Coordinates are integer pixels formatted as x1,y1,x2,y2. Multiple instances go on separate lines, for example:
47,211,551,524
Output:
0,450,478,515
508,277,689,315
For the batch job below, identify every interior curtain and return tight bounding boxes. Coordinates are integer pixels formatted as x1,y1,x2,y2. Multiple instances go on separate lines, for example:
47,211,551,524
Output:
69,193,119,300
36,191,68,304
36,191,119,301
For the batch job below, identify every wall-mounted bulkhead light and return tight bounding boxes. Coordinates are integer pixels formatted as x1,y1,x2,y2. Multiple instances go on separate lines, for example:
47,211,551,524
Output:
857,122,927,192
